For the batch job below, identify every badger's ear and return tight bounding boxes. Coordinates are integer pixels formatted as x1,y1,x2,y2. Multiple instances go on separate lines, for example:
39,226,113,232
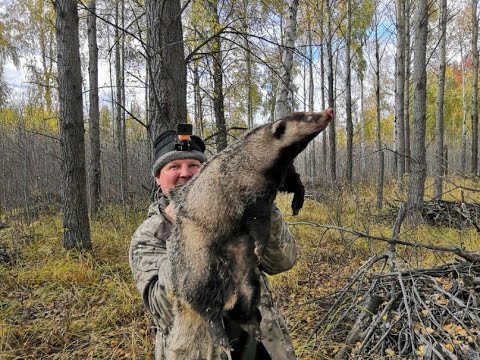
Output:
272,120,286,139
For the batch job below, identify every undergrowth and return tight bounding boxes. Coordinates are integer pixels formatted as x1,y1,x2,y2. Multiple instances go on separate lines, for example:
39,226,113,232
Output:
1,177,479,359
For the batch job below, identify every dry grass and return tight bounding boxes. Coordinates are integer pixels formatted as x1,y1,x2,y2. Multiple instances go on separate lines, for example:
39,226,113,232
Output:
1,177,479,359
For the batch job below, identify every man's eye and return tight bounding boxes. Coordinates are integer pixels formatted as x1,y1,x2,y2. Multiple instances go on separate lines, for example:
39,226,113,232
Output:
168,165,179,170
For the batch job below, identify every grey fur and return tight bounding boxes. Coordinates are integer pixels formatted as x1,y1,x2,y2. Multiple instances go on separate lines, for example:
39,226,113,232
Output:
166,110,333,359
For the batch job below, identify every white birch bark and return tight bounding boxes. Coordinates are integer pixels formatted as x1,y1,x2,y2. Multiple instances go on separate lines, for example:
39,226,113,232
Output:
274,0,299,119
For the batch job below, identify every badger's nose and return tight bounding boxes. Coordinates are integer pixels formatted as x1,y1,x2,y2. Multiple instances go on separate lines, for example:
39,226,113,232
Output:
326,107,334,119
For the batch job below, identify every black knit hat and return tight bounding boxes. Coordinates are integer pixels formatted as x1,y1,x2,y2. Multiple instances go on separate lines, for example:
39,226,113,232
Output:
152,130,207,177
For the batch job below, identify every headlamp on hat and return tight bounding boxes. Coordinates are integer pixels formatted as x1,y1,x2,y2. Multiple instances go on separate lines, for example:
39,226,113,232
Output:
175,123,193,151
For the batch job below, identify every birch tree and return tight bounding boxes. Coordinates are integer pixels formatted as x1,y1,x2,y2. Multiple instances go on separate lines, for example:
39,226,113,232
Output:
275,0,299,119
54,0,91,250
374,6,383,209
115,0,127,200
326,1,336,181
404,1,411,174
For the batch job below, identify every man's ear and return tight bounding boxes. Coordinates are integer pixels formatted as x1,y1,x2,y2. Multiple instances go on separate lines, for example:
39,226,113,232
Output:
272,120,286,139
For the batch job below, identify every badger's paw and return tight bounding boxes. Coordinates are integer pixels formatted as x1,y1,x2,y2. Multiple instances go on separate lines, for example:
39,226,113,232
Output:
241,321,263,342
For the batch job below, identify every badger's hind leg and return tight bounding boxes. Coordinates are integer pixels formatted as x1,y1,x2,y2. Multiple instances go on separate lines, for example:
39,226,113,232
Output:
166,300,213,359
227,269,263,341
185,255,233,351
206,315,233,351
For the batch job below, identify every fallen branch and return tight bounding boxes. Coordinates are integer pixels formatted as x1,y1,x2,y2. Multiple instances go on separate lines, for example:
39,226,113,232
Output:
288,222,480,263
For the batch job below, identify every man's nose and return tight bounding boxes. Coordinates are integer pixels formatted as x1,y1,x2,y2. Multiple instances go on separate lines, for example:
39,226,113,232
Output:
179,165,193,178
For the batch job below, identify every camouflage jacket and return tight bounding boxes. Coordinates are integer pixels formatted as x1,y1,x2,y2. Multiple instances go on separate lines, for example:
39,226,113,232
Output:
129,195,297,360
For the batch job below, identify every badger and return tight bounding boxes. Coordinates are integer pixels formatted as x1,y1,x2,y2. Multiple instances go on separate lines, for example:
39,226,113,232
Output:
280,163,305,215
166,109,334,359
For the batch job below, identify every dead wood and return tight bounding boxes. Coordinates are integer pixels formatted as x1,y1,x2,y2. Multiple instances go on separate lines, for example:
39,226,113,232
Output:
314,260,480,358
291,206,480,358
288,222,480,263
378,200,480,231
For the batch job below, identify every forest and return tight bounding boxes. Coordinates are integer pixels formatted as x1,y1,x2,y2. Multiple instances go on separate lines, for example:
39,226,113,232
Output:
1,0,480,358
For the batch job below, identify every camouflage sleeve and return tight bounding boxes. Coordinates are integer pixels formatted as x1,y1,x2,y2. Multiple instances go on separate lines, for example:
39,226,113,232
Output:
129,214,174,334
259,204,298,275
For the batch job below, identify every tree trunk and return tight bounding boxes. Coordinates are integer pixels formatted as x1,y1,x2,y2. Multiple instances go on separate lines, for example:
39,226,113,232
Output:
359,72,366,179
39,12,53,114
87,0,101,214
375,8,383,209
471,0,479,175
433,0,447,200
274,0,299,119
121,0,127,199
375,12,385,209
205,0,227,152
327,1,336,181
145,0,187,140
407,0,428,215
212,36,226,152
345,0,353,184
404,0,411,173
240,0,254,129
115,2,127,202
308,19,316,178
395,0,406,187
320,2,327,177
461,38,468,174
54,0,91,250
193,60,204,137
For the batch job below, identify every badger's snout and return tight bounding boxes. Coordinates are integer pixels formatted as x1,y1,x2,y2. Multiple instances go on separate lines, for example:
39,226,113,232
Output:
306,108,334,130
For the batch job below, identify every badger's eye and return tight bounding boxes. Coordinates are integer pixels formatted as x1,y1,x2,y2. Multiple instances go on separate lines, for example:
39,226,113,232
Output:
273,122,286,139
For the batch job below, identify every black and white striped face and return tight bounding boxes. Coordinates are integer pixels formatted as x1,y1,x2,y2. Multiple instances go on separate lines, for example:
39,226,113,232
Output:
270,108,334,151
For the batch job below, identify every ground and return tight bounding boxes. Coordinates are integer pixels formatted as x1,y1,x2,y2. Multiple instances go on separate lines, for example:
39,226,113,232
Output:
1,177,479,359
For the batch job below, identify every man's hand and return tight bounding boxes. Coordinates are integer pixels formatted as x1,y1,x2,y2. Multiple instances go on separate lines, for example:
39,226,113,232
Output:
165,203,176,223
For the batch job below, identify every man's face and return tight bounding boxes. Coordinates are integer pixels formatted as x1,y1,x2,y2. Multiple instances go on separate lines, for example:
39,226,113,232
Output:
156,158,202,196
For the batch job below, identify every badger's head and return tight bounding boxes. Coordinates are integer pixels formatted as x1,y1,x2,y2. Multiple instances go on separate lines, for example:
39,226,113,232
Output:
270,108,334,161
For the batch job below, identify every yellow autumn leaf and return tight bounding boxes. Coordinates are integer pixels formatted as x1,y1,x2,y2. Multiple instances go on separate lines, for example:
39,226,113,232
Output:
442,281,453,291
421,327,435,335
416,345,425,356
443,323,455,335
385,348,395,356
436,297,449,305
444,343,454,353
455,325,468,337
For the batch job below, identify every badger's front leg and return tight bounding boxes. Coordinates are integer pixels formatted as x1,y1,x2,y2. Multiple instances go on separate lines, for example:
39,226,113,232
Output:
280,163,305,215
244,197,273,259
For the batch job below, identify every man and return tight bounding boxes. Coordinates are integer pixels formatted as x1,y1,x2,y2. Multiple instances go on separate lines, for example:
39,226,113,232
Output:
129,129,297,359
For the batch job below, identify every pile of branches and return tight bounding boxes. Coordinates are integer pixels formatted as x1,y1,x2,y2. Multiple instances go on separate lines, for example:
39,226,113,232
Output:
292,205,480,359
313,256,480,359
378,200,480,230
